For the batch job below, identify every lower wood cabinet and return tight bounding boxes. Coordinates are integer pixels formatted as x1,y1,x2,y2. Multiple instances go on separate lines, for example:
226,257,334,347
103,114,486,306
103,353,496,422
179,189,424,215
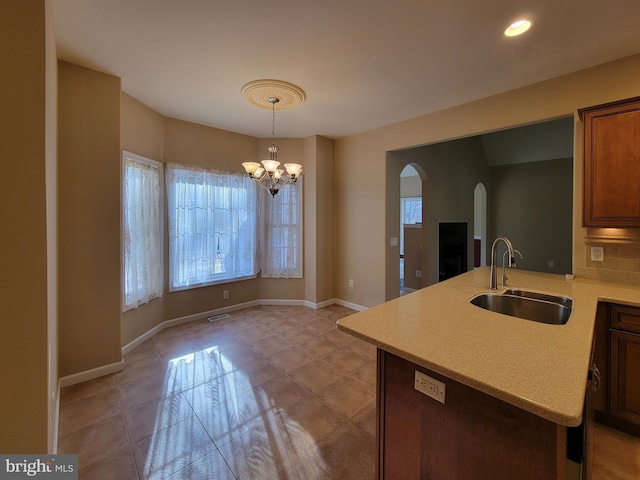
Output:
593,303,640,437
610,329,640,425
377,350,570,480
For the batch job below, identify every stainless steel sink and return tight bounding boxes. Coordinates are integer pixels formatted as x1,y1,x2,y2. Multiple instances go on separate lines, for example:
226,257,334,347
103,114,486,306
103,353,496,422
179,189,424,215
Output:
503,289,573,308
470,291,572,325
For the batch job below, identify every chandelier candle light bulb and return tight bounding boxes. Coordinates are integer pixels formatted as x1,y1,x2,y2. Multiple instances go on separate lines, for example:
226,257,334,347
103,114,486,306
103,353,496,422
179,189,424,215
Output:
241,162,261,176
261,159,281,173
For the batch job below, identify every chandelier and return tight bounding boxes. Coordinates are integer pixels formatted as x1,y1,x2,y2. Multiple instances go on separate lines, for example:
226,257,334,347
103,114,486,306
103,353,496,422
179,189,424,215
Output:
241,80,305,197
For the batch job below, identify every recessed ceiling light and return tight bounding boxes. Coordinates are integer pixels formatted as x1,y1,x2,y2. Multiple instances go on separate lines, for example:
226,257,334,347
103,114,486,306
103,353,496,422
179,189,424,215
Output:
504,19,533,37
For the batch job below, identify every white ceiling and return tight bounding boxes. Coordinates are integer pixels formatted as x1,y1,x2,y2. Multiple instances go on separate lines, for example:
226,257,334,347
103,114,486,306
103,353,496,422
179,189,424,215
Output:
52,0,640,139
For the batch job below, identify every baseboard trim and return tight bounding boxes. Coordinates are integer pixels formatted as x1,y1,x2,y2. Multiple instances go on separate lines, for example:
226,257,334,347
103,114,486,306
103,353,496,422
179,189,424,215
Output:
121,299,264,355
310,298,335,309
61,299,367,389
51,382,60,454
122,297,366,355
58,361,125,388
334,298,368,312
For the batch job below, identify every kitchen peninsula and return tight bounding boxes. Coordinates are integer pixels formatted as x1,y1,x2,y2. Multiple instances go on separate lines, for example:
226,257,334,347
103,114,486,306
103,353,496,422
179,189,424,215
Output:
337,267,640,479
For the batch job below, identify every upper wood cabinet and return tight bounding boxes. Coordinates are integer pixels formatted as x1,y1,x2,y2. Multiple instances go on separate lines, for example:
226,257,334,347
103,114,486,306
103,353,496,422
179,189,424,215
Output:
579,97,640,227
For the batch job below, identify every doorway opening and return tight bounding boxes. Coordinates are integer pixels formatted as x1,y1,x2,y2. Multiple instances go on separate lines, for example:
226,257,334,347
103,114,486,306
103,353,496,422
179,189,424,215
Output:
474,183,487,267
438,222,467,281
400,165,422,295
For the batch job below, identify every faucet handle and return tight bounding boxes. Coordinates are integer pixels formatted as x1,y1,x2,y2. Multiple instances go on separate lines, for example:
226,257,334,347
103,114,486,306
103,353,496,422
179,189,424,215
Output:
507,249,524,268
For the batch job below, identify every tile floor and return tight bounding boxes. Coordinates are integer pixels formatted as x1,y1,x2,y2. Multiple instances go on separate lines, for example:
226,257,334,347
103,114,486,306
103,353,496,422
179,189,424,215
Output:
58,304,377,479
58,303,640,480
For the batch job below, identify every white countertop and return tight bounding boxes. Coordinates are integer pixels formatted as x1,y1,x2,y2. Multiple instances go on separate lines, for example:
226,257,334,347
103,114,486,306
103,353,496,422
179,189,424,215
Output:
336,267,640,426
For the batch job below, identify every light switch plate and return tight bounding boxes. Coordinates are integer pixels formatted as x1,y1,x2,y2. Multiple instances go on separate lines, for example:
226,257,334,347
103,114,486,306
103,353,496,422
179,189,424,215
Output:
591,246,604,262
415,371,446,404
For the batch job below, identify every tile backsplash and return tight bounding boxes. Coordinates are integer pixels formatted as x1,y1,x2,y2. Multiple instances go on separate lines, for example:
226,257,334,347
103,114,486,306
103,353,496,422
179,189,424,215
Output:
578,228,640,285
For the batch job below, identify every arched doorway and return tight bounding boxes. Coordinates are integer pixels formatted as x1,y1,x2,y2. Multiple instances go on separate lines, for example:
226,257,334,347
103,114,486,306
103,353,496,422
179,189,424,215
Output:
400,164,423,295
474,183,487,267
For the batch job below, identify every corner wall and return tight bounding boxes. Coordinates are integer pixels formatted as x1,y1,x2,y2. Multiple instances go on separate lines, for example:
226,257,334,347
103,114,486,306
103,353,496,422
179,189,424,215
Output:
302,135,336,305
58,61,122,376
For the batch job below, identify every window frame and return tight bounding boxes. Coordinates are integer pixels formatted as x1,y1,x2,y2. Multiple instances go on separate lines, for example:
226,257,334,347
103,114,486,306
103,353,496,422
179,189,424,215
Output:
260,178,304,279
166,164,258,292
121,151,164,312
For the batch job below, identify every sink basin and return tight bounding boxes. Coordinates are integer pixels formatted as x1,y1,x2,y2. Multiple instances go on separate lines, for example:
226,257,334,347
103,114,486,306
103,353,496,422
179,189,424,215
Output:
470,291,572,325
503,289,573,308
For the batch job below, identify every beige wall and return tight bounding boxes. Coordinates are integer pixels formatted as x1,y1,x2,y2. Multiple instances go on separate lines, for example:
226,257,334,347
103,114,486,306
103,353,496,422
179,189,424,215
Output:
337,53,640,308
302,135,336,305
0,0,51,453
336,131,387,306
122,93,165,161
314,135,337,304
58,61,122,376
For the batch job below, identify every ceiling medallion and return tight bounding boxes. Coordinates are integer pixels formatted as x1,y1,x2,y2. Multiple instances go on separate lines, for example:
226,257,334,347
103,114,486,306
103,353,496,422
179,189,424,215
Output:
241,79,306,110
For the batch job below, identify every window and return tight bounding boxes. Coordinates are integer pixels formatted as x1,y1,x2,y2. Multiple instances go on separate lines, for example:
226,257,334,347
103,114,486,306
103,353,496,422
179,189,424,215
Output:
402,197,422,224
166,164,257,290
122,152,163,311
260,179,303,278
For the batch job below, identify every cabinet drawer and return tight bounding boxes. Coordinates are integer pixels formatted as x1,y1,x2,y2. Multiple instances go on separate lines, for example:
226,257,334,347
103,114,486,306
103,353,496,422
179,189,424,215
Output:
610,304,640,334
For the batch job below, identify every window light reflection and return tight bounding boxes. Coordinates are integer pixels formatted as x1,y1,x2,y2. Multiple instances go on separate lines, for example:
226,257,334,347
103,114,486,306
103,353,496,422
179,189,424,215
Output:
140,343,325,478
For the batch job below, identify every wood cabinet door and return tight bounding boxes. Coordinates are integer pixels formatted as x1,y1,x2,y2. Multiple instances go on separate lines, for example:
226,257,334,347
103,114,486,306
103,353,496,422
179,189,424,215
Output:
580,97,640,227
610,330,640,425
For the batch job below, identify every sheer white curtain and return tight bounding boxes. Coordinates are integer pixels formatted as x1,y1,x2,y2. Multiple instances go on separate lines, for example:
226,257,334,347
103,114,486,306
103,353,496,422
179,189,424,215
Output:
166,164,257,290
260,178,303,278
123,152,163,311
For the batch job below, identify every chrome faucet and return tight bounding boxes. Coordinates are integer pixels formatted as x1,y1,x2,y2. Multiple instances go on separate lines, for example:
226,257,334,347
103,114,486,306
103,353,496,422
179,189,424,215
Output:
501,249,523,286
489,237,515,290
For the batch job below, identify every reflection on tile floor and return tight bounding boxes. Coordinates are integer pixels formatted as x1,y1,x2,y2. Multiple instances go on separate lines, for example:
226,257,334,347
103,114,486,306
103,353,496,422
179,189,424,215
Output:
58,304,377,479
